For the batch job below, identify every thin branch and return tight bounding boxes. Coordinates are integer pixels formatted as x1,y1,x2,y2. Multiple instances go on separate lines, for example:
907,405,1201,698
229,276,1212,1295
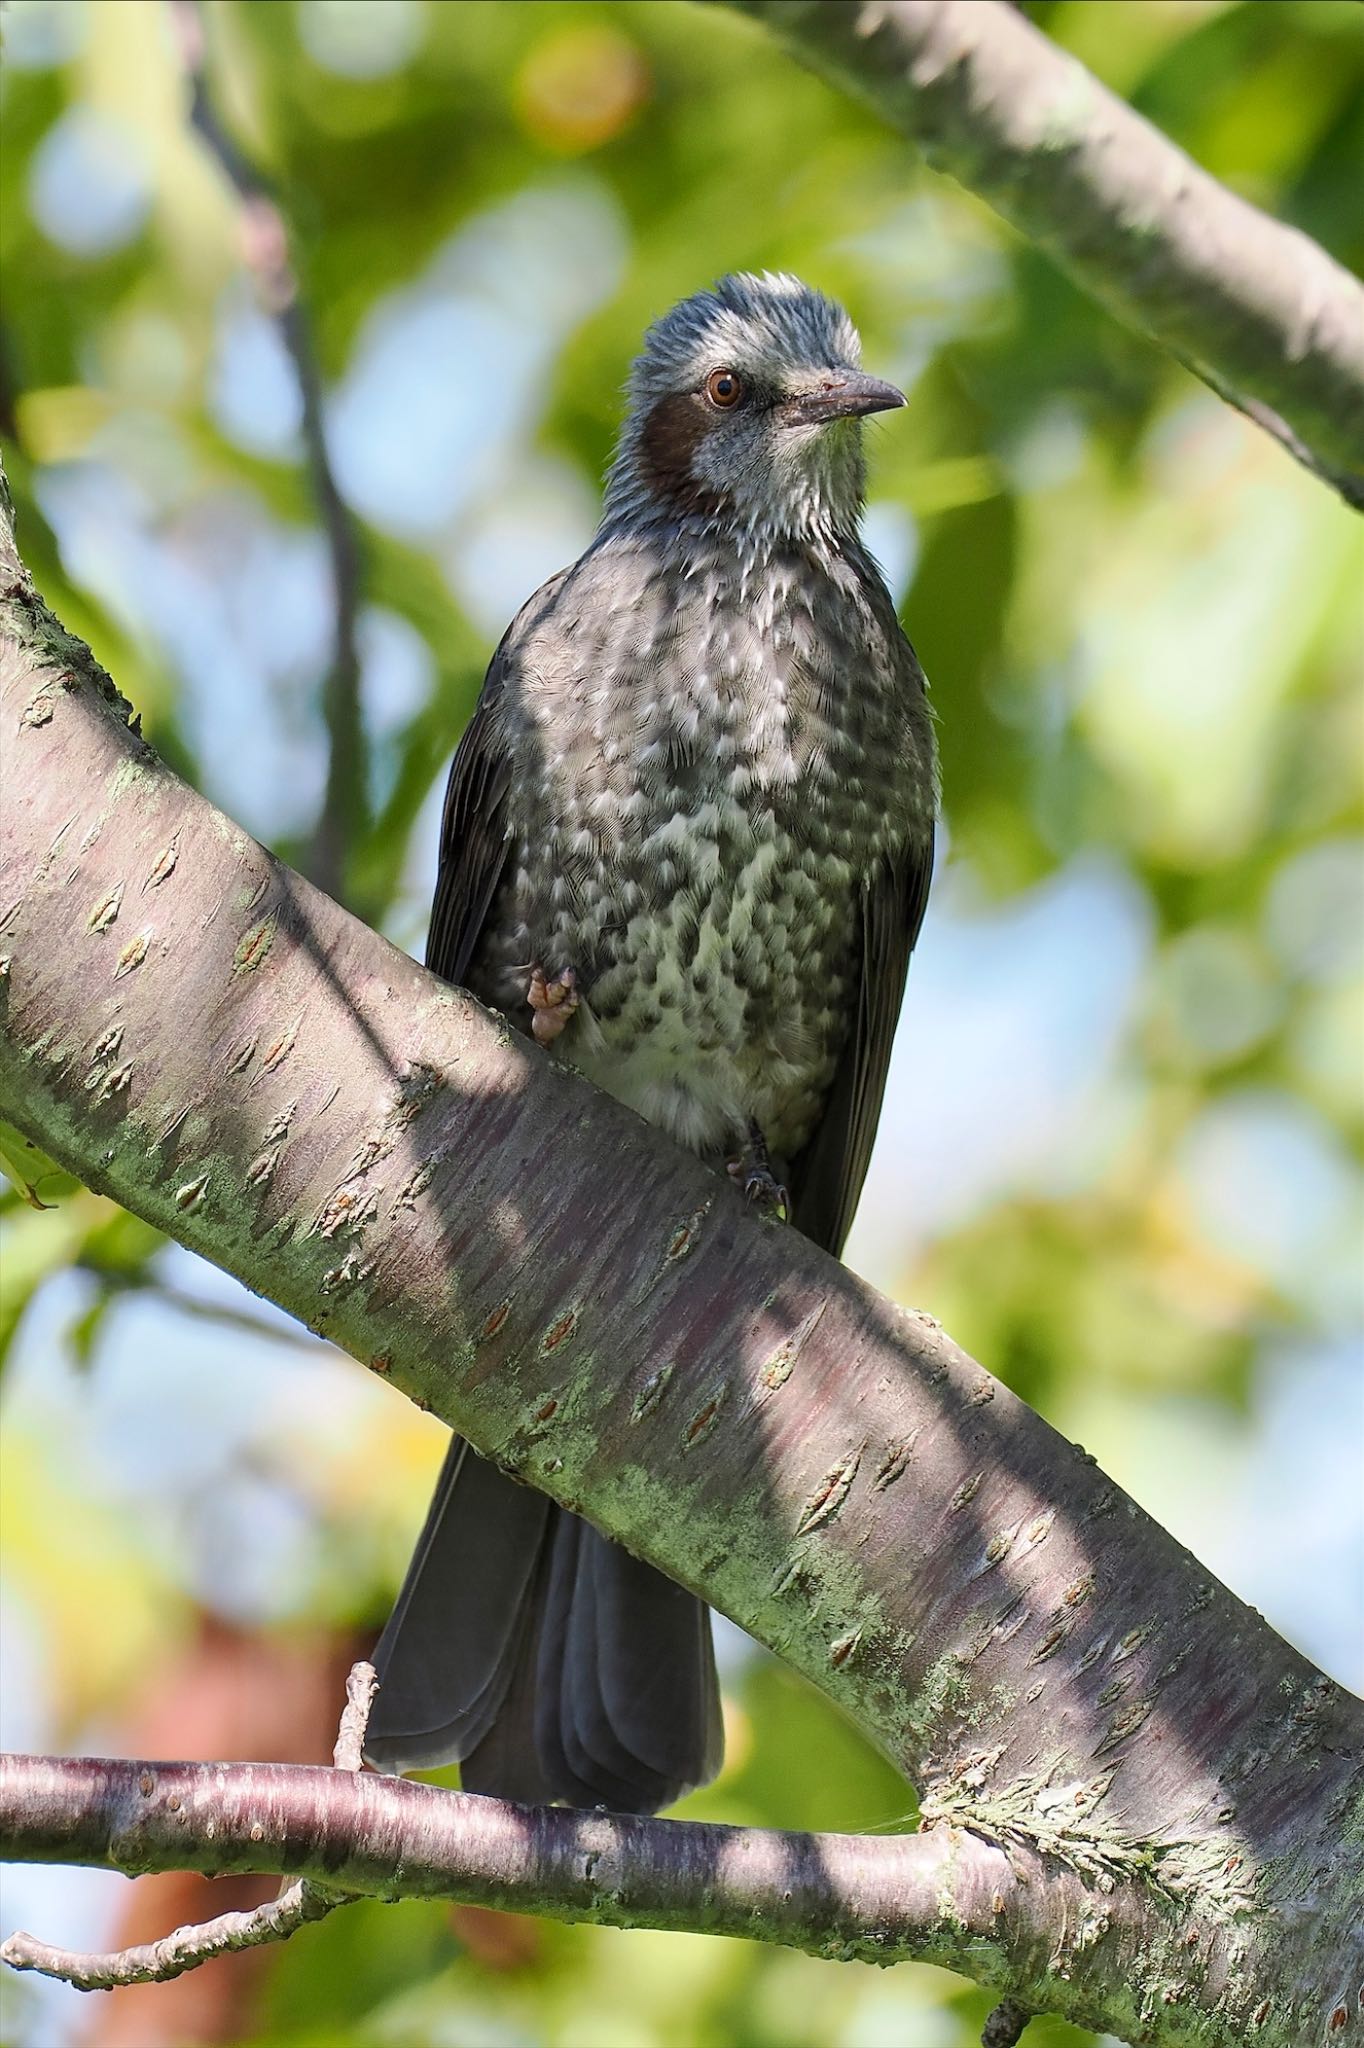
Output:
0,1747,1064,1993
0,1884,331,1994
330,1659,380,1774
0,1665,378,1992
723,0,1364,508
168,0,367,900
82,1271,329,1355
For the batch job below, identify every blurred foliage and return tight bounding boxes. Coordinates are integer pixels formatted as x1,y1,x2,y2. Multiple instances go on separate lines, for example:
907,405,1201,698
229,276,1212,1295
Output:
1,2,1361,2045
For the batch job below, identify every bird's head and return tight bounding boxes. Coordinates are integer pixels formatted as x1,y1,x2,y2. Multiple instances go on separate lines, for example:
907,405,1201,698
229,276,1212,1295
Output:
604,271,905,545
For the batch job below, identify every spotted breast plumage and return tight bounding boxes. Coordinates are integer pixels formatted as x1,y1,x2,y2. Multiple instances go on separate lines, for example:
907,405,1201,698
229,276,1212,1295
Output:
366,272,938,1812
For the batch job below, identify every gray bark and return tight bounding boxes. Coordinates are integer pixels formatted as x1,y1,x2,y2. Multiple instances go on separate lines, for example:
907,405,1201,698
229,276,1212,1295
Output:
1,489,1361,2043
0,1749,1083,1992
722,0,1364,507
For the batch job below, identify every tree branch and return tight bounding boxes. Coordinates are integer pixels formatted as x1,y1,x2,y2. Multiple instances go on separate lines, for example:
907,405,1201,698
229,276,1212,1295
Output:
0,1746,1068,2000
0,1865,333,1994
721,0,1364,508
0,1665,379,1992
2,478,1361,2043
169,0,368,901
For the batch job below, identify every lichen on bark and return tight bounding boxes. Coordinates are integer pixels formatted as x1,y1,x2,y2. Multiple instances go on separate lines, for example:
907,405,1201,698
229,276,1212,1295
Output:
2,482,1362,2042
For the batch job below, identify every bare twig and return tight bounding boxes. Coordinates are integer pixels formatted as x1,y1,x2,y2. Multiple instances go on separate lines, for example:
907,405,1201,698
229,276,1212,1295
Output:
723,0,1364,508
169,0,367,900
83,1272,330,1354
330,1659,380,1774
153,1283,328,1352
0,1881,333,1992
0,1664,378,1992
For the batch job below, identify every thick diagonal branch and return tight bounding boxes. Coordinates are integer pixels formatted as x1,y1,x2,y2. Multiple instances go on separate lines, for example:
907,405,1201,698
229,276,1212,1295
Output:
1,486,1361,2045
722,0,1364,507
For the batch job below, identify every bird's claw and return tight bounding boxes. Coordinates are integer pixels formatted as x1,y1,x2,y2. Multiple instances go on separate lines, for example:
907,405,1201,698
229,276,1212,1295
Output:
727,1125,789,1222
528,964,579,1046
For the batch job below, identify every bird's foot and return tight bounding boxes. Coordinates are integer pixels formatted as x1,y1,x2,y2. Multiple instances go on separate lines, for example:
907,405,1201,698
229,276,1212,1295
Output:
528,964,579,1047
728,1121,789,1222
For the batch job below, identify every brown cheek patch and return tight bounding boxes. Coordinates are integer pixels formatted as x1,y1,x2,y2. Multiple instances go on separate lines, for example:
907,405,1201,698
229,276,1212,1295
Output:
640,392,732,519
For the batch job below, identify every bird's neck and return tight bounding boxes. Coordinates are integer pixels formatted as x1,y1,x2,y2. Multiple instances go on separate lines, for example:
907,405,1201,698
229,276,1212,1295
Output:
599,509,862,601
601,430,866,555
598,478,865,568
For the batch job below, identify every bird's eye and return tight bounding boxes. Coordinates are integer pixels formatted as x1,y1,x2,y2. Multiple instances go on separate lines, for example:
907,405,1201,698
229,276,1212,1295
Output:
705,368,743,409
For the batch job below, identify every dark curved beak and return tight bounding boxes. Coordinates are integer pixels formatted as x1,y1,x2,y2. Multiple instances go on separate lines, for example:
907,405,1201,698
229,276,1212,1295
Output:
783,371,907,426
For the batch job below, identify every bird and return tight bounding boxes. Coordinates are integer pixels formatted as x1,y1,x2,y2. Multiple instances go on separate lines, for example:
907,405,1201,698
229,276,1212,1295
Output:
364,271,938,1813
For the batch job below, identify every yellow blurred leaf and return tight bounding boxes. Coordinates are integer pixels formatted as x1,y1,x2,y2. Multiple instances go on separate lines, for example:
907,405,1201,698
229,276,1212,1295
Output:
15,386,116,464
515,23,650,154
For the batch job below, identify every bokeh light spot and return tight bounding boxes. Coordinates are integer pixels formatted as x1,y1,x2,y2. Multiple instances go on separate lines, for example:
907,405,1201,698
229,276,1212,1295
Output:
210,288,304,459
1176,1090,1360,1311
862,500,920,607
28,106,151,257
1153,924,1284,1069
1265,835,1364,988
1,0,89,71
515,24,650,155
296,0,425,80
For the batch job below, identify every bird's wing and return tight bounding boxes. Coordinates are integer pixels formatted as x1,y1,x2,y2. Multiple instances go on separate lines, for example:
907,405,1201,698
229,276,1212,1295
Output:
786,826,934,1259
425,671,514,985
426,568,576,984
